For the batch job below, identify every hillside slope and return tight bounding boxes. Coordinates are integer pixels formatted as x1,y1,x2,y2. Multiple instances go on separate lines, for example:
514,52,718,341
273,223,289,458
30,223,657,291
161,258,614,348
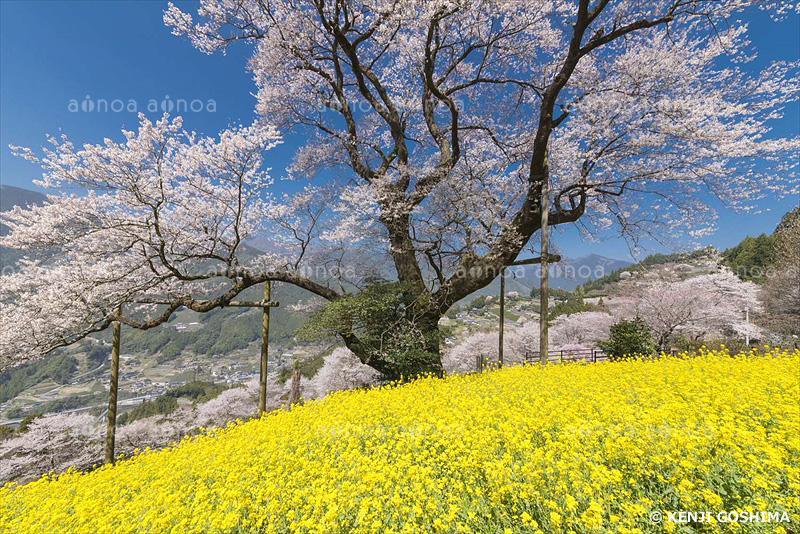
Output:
2,348,797,533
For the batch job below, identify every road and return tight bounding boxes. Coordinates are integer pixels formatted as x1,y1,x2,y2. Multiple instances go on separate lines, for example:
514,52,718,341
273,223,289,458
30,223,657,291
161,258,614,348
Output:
0,393,159,427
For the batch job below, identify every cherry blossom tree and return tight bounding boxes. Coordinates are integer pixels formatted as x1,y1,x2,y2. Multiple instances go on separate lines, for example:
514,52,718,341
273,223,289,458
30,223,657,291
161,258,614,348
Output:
621,269,762,349
162,0,797,368
446,267,763,368
0,115,294,368
0,413,101,484
114,415,190,457
2,0,799,375
193,379,284,425
550,311,616,346
444,318,600,372
304,347,380,398
444,331,500,373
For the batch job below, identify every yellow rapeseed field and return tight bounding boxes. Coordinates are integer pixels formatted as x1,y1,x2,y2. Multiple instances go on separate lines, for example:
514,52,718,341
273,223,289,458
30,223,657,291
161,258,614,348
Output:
1,348,798,533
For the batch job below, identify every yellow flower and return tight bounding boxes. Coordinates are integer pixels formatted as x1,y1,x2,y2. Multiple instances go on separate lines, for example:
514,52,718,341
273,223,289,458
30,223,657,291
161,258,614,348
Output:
0,349,796,533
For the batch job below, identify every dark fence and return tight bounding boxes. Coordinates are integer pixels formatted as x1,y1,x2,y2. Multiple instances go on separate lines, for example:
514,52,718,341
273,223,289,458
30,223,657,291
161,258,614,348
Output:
525,348,608,365
475,348,608,372
474,348,704,372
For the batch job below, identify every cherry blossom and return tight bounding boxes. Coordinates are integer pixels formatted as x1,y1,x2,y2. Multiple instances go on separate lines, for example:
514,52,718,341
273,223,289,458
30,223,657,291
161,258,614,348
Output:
0,413,101,484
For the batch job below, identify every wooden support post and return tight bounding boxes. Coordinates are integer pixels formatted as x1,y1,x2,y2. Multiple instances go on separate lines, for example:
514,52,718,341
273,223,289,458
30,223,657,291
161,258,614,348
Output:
134,292,278,415
287,358,301,410
539,151,550,366
259,281,271,414
498,268,505,368
105,306,121,465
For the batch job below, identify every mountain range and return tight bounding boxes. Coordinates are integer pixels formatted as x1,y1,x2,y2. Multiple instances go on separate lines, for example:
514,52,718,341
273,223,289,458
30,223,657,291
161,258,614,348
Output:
465,253,632,299
0,185,48,268
0,185,46,213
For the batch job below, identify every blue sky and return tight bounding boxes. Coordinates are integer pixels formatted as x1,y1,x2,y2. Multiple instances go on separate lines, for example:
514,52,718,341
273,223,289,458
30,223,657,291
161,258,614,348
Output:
1,1,797,262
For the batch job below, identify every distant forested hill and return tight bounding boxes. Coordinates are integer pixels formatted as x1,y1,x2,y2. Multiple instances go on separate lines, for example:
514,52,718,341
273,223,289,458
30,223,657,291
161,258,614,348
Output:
577,247,717,294
721,207,799,283
120,281,314,360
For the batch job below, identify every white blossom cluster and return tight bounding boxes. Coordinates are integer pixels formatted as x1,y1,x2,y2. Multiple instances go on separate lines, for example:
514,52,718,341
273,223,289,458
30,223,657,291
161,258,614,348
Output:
1,115,284,365
446,267,762,370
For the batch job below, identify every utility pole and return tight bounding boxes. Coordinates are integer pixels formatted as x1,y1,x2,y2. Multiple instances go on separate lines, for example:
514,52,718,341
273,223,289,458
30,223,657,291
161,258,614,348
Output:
105,306,122,465
539,150,550,365
259,281,271,414
498,269,505,367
